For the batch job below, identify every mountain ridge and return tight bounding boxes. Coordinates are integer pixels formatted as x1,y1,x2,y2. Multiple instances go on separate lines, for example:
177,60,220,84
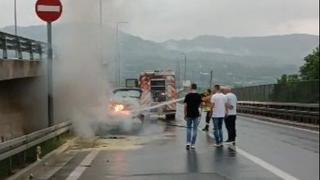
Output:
1,25,318,86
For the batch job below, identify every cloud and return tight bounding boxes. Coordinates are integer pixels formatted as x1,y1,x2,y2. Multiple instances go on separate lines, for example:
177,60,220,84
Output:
106,0,319,41
274,18,319,35
0,0,319,41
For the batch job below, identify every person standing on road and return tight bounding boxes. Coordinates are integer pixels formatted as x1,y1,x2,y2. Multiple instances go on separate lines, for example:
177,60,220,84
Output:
224,87,238,144
184,83,202,150
211,85,227,147
202,89,213,132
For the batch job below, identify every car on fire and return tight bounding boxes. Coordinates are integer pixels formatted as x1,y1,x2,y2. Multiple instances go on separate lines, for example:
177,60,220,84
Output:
95,88,144,135
108,88,144,121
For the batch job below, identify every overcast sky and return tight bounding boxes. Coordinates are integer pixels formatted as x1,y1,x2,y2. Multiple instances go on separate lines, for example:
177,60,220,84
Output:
0,0,319,41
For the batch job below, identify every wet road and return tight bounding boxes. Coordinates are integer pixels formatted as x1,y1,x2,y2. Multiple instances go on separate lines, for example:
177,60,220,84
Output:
45,110,319,180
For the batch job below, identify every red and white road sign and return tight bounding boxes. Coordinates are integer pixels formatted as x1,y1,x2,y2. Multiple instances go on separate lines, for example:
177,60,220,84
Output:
35,0,62,22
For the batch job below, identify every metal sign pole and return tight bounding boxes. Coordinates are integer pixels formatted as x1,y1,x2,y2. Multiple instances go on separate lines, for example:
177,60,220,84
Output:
47,22,54,126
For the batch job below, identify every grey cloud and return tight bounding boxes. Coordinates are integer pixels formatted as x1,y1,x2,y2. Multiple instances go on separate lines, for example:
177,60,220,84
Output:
1,0,319,41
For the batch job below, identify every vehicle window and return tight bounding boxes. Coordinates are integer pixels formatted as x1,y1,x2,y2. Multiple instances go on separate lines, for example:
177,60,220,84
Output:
151,80,165,86
113,90,141,98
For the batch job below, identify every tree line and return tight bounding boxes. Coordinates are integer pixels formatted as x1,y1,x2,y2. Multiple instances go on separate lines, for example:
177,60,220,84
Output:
272,47,319,103
278,47,319,84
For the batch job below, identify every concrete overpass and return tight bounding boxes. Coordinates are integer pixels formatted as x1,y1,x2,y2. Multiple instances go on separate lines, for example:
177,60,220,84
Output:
0,31,47,141
0,60,42,81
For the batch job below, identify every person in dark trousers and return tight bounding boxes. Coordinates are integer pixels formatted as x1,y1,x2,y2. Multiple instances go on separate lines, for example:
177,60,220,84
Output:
211,85,227,147
202,89,213,131
223,87,238,144
184,83,202,150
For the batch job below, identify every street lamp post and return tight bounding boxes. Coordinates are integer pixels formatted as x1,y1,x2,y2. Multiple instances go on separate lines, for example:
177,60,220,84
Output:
98,0,113,86
116,22,128,86
14,0,18,58
209,70,213,89
176,61,181,89
99,0,103,27
98,0,104,66
98,1,128,86
182,53,187,81
14,0,17,36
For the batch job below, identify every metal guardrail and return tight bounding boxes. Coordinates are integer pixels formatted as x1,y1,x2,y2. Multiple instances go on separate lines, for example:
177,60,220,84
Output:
238,101,319,109
238,101,319,125
233,80,319,103
0,121,71,161
0,31,46,60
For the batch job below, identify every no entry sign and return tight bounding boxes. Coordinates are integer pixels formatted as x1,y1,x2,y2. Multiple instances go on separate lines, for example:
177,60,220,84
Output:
35,0,62,126
35,0,62,22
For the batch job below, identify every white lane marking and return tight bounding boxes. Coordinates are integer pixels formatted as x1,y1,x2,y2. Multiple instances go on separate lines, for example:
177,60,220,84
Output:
39,153,75,179
37,5,61,12
66,167,86,180
229,146,299,180
240,115,319,135
66,150,99,180
80,150,100,166
197,123,300,180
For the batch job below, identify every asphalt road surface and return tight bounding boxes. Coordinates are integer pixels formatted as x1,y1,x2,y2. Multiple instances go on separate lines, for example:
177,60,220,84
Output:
41,109,319,180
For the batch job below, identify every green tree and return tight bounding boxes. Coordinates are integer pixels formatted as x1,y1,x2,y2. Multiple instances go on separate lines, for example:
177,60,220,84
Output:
300,47,319,80
277,74,299,84
277,74,288,84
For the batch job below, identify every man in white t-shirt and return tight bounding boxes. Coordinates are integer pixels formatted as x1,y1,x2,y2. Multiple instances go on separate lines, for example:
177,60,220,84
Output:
224,87,238,144
210,85,227,147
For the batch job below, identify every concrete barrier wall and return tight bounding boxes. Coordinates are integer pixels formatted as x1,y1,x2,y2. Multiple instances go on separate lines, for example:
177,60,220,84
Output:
0,60,43,81
0,77,48,141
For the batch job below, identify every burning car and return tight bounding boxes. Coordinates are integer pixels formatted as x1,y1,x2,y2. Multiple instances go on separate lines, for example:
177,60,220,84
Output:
93,88,145,135
108,88,144,121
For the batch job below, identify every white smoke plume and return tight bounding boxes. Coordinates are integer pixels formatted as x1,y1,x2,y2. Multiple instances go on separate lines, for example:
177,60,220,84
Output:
53,0,117,137
51,0,180,138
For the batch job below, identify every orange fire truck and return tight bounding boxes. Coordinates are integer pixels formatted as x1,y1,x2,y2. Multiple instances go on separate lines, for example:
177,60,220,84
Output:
138,70,177,120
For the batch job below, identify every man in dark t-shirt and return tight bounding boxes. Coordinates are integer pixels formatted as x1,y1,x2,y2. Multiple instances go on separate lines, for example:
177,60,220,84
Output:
184,83,202,150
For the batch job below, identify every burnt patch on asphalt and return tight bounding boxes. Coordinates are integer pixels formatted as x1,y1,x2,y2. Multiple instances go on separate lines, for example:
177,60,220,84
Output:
100,135,127,139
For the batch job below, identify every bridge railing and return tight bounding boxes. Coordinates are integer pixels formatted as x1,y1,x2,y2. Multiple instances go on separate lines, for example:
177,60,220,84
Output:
0,31,46,60
238,101,319,125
